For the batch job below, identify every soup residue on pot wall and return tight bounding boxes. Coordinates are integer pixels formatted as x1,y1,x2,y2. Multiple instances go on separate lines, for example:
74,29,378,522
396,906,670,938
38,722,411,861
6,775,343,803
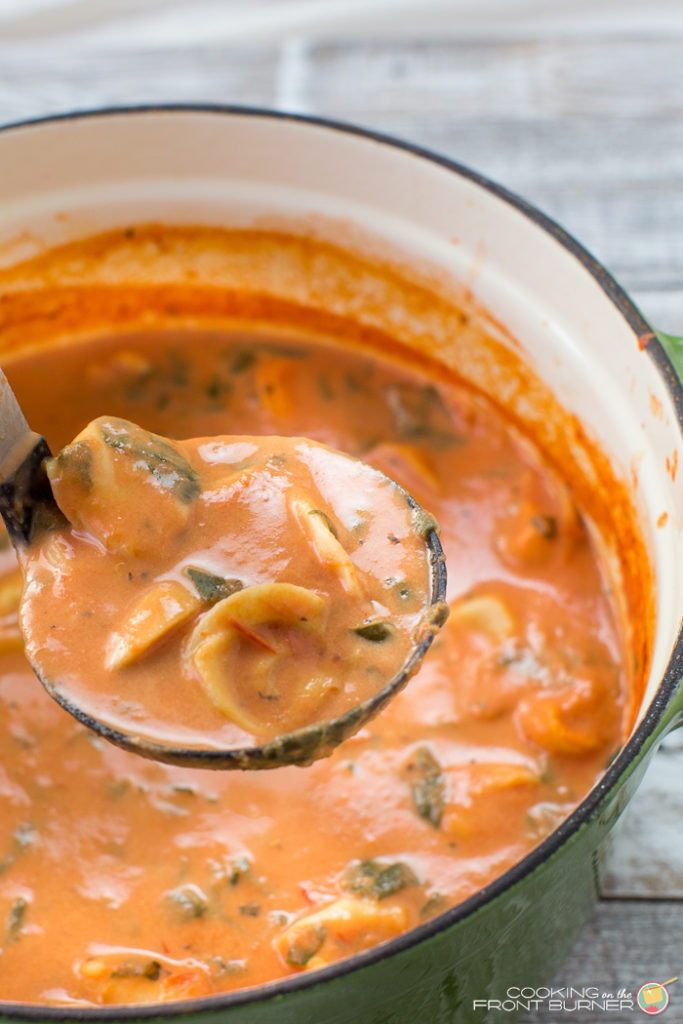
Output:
0,226,651,1006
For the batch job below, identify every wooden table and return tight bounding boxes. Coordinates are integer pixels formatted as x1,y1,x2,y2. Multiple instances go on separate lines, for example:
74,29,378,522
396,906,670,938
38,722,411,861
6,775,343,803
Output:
1,2,682,1019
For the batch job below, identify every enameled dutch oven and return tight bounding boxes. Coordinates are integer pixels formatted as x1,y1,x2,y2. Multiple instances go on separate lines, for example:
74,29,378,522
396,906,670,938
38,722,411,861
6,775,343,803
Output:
1,107,683,1024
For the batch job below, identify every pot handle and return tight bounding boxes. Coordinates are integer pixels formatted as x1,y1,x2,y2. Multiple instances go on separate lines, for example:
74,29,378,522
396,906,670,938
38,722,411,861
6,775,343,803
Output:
654,329,683,381
649,330,683,733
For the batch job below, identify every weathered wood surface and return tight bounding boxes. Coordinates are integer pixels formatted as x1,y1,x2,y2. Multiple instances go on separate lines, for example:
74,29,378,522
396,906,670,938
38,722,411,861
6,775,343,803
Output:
0,0,683,1010
517,900,683,1023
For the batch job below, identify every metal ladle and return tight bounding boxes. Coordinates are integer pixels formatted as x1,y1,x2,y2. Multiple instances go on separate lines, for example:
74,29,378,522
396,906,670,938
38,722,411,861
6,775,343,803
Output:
0,369,448,770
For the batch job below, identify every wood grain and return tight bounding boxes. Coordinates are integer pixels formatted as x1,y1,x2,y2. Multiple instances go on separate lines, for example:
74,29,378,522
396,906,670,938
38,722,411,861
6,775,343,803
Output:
518,900,683,1023
300,35,683,311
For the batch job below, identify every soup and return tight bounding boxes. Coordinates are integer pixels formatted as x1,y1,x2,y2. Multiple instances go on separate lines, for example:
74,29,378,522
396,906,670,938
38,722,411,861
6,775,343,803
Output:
0,320,631,1006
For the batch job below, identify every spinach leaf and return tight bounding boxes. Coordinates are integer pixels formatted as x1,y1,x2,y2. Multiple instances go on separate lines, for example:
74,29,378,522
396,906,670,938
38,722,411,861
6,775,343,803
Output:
100,424,200,504
186,568,244,605
530,514,558,540
6,897,28,941
285,925,326,967
308,509,338,538
386,382,465,448
111,960,162,981
53,440,93,492
343,859,418,900
165,884,209,920
353,621,395,643
409,746,446,828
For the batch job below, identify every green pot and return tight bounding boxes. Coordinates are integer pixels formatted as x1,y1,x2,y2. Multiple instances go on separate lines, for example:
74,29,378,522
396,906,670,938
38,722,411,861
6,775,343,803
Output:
0,107,682,1024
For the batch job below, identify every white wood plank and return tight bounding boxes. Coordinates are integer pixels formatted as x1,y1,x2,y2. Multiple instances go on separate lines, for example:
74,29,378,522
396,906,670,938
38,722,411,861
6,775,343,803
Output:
518,899,683,1023
299,37,683,289
0,0,682,48
631,290,683,336
301,37,683,121
0,44,279,124
600,733,683,898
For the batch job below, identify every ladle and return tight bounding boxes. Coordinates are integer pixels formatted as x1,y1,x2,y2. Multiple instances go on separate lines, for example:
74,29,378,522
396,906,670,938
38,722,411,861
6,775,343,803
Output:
0,368,448,770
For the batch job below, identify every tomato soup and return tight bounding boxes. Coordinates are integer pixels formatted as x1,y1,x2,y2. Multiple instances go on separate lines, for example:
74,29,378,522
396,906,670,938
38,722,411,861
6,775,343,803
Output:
0,321,632,1006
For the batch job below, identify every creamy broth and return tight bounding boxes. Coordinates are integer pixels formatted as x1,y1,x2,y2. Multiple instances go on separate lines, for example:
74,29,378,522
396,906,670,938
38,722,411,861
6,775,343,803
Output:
0,328,627,1005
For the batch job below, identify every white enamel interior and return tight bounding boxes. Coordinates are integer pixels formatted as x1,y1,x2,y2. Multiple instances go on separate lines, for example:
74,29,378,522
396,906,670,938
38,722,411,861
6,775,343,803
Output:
1,109,682,728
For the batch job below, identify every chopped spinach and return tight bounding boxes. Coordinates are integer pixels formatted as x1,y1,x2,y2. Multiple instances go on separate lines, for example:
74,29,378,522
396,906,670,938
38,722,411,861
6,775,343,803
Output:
107,778,132,800
317,375,335,402
345,373,362,393
394,581,415,603
171,783,198,796
168,350,190,387
14,823,37,850
343,860,418,900
210,956,248,978
409,746,446,828
308,509,338,538
226,855,251,886
351,511,371,538
205,375,233,405
353,621,395,643
53,440,93,492
411,508,440,538
100,424,200,504
123,369,153,402
223,340,307,376
111,960,162,981
6,897,28,941
186,567,244,605
0,823,38,878
530,514,558,540
227,348,257,375
386,382,464,448
420,893,447,919
239,902,261,917
165,883,209,919
286,925,327,967
254,342,309,360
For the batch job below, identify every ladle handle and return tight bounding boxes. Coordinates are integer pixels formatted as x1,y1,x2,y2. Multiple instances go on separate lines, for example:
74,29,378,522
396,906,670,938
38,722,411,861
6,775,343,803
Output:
0,434,59,545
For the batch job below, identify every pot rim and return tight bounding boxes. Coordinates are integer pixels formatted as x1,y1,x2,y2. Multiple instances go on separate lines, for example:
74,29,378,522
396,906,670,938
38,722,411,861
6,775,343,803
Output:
1,103,682,1021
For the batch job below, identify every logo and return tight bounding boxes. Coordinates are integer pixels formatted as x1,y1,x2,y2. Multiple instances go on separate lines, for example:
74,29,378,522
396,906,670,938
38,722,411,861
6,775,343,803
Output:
637,978,678,1015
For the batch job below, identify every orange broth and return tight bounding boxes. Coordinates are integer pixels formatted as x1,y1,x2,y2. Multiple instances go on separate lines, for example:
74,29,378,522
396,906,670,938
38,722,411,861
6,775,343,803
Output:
0,323,631,1005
